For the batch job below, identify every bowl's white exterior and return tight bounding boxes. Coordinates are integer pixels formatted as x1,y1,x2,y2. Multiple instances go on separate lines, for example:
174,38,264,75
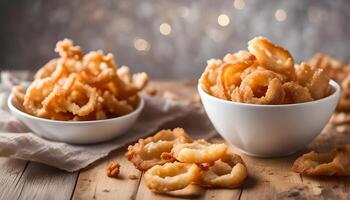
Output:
198,81,340,157
8,95,144,144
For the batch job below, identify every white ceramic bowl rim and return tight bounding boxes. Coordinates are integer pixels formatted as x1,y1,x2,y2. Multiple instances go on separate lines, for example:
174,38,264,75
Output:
7,94,144,124
198,80,340,108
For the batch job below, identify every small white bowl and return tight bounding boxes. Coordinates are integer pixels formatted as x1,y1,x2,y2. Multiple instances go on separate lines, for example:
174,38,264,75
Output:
198,80,340,157
8,94,144,144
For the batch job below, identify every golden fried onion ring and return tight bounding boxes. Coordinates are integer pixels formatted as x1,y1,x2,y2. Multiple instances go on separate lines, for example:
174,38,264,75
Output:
125,128,193,171
216,61,254,99
282,82,313,103
144,162,200,193
296,63,331,100
292,146,350,176
170,139,228,164
199,59,222,95
232,69,285,104
199,152,247,188
248,36,295,80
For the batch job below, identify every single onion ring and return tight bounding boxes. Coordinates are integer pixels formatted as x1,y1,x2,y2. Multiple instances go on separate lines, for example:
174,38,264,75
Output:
23,77,55,117
296,63,330,100
235,69,285,104
282,82,313,103
223,50,256,64
248,36,295,80
170,139,228,164
125,128,193,171
12,85,25,105
66,81,98,116
199,59,222,95
102,91,134,116
199,152,248,188
144,162,200,193
216,61,254,99
34,59,58,80
292,146,350,176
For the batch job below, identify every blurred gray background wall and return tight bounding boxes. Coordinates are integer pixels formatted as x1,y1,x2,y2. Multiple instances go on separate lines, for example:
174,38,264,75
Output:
0,0,349,79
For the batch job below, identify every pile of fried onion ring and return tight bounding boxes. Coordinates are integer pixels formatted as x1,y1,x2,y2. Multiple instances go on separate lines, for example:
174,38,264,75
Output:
12,39,148,121
126,128,248,193
199,36,333,105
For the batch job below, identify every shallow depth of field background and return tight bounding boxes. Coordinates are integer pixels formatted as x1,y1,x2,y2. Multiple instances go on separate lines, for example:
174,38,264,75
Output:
0,0,349,79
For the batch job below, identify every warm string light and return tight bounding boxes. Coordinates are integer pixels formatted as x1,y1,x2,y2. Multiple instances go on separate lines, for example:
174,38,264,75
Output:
233,0,245,10
134,38,151,51
159,23,172,36
218,14,230,27
275,9,287,22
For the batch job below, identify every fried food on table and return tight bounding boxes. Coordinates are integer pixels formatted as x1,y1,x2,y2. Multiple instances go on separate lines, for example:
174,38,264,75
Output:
12,39,148,121
125,128,248,193
292,146,350,176
199,37,332,105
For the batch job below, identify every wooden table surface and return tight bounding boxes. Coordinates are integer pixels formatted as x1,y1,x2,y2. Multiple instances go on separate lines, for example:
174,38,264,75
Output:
1,79,350,200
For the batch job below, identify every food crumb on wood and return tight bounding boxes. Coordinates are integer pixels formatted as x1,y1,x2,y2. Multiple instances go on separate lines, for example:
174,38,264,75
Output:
128,174,138,180
106,161,120,178
312,187,322,196
336,125,349,134
162,91,179,100
145,86,158,96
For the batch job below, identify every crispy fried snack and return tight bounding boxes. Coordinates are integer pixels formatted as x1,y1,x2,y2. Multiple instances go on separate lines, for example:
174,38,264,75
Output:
199,36,332,105
13,38,148,121
106,161,121,178
199,152,247,188
125,128,192,171
338,74,350,111
309,53,350,83
282,82,313,104
144,162,201,193
126,128,248,192
248,36,295,81
233,69,285,104
169,139,227,164
296,63,331,100
292,146,350,176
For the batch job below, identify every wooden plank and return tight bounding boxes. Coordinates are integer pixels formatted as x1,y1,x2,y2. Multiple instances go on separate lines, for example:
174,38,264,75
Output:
0,158,28,200
72,146,142,200
16,162,78,200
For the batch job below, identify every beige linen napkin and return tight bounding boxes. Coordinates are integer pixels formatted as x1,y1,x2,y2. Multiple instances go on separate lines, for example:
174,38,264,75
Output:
0,71,216,172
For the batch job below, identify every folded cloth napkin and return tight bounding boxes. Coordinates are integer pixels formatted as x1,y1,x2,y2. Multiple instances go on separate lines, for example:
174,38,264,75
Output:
0,71,217,172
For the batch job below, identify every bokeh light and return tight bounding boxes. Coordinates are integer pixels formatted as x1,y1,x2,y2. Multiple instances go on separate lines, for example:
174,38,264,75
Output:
218,14,230,27
275,9,287,22
159,23,172,36
134,38,151,51
233,0,245,10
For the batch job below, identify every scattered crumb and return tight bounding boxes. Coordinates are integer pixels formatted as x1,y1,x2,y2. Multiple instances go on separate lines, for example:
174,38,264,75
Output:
190,93,201,104
106,161,120,178
145,86,158,96
103,189,110,192
128,174,138,180
162,91,179,101
336,125,349,134
312,187,322,196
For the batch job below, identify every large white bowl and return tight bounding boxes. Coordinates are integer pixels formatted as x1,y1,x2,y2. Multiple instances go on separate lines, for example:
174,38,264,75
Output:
8,94,144,144
198,80,340,157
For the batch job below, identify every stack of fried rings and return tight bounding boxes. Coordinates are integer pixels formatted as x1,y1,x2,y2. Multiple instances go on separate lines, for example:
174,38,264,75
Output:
199,37,332,105
126,128,248,193
12,39,148,121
